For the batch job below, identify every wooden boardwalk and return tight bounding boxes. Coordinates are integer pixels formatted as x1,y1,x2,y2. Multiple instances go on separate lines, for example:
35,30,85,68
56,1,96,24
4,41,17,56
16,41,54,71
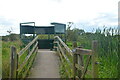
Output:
28,49,60,78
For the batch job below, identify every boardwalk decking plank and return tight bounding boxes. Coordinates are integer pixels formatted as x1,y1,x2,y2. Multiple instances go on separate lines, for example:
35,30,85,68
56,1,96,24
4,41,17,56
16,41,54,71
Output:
28,49,60,78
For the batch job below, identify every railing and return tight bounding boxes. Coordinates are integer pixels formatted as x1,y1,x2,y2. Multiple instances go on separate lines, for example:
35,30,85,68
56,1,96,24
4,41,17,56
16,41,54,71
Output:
54,36,98,79
73,41,98,79
54,36,73,78
10,36,38,78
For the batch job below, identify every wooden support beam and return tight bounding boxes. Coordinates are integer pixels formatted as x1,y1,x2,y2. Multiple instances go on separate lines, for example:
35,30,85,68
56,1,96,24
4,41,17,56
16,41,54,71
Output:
18,36,38,57
72,41,77,49
54,36,73,56
81,55,91,78
76,48,92,55
17,42,38,72
10,46,18,78
92,40,98,78
73,53,77,80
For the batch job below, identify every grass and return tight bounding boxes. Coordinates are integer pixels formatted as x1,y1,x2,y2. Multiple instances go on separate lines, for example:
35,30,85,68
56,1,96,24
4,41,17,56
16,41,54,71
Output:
61,27,119,78
65,41,118,78
0,40,2,78
98,54,118,78
2,38,37,78
2,27,119,78
2,40,22,78
59,58,73,78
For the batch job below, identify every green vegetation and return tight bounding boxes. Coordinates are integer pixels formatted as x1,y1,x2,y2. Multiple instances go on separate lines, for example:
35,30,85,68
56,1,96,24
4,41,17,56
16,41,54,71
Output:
0,38,2,78
2,33,37,78
2,26,119,78
59,59,73,78
66,27,119,78
2,34,20,41
2,40,22,78
2,34,23,78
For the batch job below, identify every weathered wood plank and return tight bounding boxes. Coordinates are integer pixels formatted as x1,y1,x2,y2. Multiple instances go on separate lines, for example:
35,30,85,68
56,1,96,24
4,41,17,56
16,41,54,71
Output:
17,42,38,72
92,40,98,78
76,48,92,55
75,64,84,71
72,41,77,49
18,36,38,57
73,54,77,79
78,55,84,67
10,36,38,78
75,76,79,79
22,49,37,78
57,47,63,62
17,46,38,78
81,55,91,78
55,36,73,56
57,43,72,66
10,46,18,78
57,47,69,76
57,43,73,78
55,36,98,78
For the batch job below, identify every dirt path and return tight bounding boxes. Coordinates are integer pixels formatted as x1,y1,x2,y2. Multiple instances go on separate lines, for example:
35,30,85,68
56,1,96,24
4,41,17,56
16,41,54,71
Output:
28,49,60,78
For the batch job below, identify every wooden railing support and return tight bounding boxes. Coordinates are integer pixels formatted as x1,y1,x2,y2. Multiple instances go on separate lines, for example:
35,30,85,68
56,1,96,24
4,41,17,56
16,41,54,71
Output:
54,39,58,51
10,46,18,78
73,53,77,79
10,36,38,78
73,40,98,79
54,36,99,79
73,48,83,79
72,41,77,49
92,40,98,78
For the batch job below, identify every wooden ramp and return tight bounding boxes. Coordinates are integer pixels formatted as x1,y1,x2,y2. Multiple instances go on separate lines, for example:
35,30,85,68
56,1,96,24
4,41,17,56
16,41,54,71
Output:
28,49,60,78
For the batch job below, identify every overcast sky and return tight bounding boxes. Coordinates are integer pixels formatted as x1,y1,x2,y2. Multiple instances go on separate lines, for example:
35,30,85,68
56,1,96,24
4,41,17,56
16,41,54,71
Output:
0,0,119,36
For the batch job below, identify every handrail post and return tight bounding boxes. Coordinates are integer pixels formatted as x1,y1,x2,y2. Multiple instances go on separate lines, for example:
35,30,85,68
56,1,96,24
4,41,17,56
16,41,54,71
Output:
92,40,98,78
73,49,77,80
72,41,77,49
54,38,58,51
10,46,18,78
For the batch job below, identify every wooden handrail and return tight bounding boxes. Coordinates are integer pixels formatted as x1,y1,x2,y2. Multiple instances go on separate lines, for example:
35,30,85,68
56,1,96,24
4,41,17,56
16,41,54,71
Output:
17,42,38,72
18,36,38,57
76,48,92,55
54,36,73,56
73,40,98,79
57,42,72,68
54,36,98,78
54,36,74,78
10,36,38,78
